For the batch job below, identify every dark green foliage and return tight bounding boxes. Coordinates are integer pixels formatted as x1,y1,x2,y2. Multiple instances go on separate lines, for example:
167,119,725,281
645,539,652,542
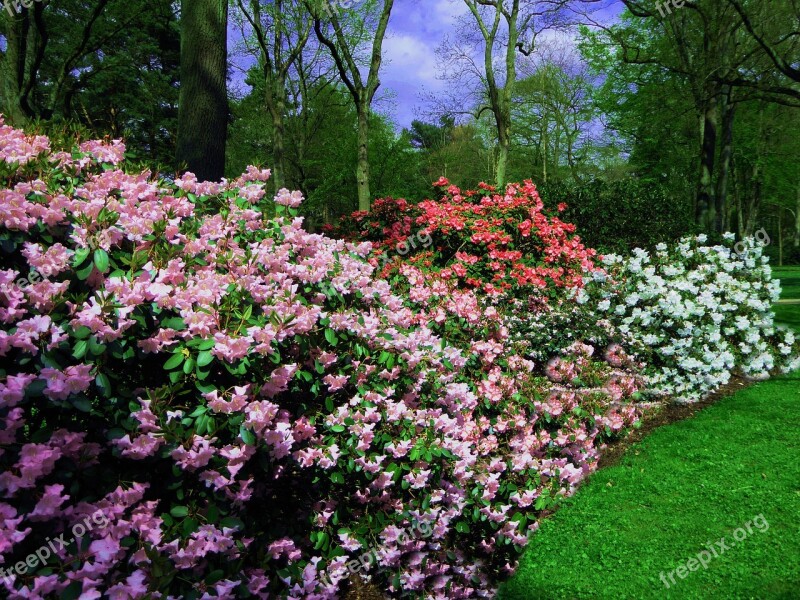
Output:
539,179,695,254
0,0,180,169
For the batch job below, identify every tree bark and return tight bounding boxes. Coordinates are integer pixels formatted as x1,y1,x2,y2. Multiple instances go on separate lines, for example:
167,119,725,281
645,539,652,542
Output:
237,0,310,192
176,0,229,182
715,86,735,233
356,102,371,212
0,7,45,125
309,0,394,212
268,81,288,190
696,93,718,231
744,162,761,237
795,183,800,249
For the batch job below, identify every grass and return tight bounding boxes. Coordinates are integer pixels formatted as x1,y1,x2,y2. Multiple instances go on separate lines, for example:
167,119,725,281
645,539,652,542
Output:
773,266,800,300
499,266,800,600
773,266,800,330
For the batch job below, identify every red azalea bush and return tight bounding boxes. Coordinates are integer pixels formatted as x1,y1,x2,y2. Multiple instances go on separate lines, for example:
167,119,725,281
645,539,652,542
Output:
326,178,600,302
0,118,643,599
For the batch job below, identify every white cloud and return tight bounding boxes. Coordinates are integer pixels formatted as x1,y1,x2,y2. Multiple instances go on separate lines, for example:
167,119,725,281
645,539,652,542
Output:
383,34,440,87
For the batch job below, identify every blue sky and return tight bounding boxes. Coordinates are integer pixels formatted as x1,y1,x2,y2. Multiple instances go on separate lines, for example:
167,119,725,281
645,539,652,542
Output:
230,0,626,129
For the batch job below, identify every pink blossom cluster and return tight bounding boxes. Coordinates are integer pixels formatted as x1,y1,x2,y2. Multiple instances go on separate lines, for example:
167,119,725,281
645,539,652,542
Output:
0,117,50,166
0,118,644,598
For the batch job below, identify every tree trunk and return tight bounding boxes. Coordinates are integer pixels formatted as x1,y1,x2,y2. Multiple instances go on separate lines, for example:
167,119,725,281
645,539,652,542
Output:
696,94,718,231
541,127,547,184
496,121,509,189
268,79,287,191
356,104,371,212
0,10,35,124
176,0,228,182
744,163,761,237
735,174,744,238
795,184,800,249
715,86,735,233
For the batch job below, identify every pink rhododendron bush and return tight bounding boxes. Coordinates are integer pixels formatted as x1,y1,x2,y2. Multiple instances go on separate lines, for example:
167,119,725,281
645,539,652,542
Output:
0,118,644,599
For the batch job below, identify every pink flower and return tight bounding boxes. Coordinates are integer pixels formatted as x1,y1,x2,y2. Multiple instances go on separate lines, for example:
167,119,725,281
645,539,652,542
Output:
28,484,69,520
323,374,349,392
274,188,303,208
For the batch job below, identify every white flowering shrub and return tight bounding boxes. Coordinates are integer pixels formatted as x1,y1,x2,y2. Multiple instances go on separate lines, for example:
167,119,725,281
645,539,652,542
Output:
582,234,800,402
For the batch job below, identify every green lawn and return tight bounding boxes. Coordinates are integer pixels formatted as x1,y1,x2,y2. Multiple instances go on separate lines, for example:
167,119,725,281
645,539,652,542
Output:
773,266,800,300
500,267,800,600
774,266,800,330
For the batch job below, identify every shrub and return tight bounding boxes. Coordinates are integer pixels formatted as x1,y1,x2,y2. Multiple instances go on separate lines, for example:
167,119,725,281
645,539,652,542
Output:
328,178,600,304
537,179,695,255
581,235,800,401
0,118,642,599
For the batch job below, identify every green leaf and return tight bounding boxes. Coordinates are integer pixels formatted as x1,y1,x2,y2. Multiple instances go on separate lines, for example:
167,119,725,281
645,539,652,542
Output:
71,397,92,412
61,581,84,600
73,326,92,340
107,428,126,440
189,405,207,418
240,426,256,446
72,339,88,359
76,262,94,280
170,506,189,518
93,249,110,273
197,338,215,351
324,328,339,346
195,414,208,435
455,521,471,534
72,248,91,268
313,531,329,550
164,352,185,370
206,570,225,585
162,317,187,331
183,358,195,375
197,350,213,367
220,516,244,531
88,336,105,356
95,373,111,396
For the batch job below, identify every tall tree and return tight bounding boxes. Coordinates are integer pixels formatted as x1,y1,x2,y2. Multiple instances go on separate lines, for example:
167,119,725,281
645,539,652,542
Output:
514,43,596,184
176,0,229,181
0,0,120,124
306,0,394,211
436,0,570,188
725,0,800,88
0,0,180,167
235,0,310,190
